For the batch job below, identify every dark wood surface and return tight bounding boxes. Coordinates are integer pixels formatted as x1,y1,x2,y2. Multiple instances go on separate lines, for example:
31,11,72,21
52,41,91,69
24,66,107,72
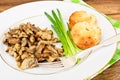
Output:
0,0,120,80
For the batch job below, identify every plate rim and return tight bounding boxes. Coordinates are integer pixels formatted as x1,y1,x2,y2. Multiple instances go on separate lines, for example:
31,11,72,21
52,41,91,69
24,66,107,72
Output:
0,1,118,79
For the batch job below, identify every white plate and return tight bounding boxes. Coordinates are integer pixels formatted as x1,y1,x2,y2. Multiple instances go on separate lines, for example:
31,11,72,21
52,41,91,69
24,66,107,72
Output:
0,1,117,80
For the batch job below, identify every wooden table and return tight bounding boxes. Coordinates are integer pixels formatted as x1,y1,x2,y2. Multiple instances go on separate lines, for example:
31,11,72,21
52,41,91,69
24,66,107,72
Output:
0,0,120,80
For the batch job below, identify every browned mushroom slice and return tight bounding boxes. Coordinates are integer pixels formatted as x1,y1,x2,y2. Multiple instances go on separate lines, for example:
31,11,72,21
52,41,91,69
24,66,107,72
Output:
21,38,27,47
43,48,52,54
38,57,46,62
35,42,45,58
7,38,20,44
20,57,38,70
12,34,19,38
36,31,42,38
41,31,52,40
57,48,64,57
42,48,52,57
30,25,40,33
46,45,58,54
3,33,12,44
19,32,28,38
21,52,30,60
51,37,60,43
47,56,60,62
46,48,60,58
26,46,36,54
18,47,26,55
47,30,53,35
40,41,53,45
15,56,21,62
29,35,35,43
6,46,13,52
13,43,21,52
6,46,16,56
9,28,20,35
20,23,33,35
13,52,18,58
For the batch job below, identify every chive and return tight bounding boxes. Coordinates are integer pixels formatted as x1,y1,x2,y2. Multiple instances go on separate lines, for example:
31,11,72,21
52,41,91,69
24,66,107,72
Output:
45,9,81,57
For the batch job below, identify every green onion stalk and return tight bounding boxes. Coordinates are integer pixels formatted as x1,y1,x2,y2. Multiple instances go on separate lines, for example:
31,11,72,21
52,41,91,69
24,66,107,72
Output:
45,9,81,57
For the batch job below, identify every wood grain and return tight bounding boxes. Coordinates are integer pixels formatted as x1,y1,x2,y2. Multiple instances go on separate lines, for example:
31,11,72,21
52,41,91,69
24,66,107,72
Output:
93,61,120,80
85,0,120,21
0,0,57,12
0,0,120,80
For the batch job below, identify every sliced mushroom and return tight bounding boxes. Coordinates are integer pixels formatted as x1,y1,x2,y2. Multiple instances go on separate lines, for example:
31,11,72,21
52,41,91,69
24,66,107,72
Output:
3,22,64,70
13,43,21,53
19,32,28,38
41,32,52,40
20,57,38,70
36,31,42,38
21,52,29,60
21,38,27,47
46,45,58,54
35,42,45,58
26,46,36,53
18,47,26,55
7,38,20,44
30,25,40,33
29,35,35,43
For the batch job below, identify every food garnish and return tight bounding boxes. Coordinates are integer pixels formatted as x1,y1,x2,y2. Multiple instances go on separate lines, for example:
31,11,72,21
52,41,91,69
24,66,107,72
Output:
45,9,80,57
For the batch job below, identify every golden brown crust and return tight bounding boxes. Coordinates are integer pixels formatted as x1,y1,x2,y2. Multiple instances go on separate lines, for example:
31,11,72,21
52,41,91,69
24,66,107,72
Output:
69,11,97,29
71,22,101,49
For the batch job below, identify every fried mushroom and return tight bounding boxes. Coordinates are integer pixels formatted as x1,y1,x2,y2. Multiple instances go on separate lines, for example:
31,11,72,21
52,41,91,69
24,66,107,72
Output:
3,22,64,70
